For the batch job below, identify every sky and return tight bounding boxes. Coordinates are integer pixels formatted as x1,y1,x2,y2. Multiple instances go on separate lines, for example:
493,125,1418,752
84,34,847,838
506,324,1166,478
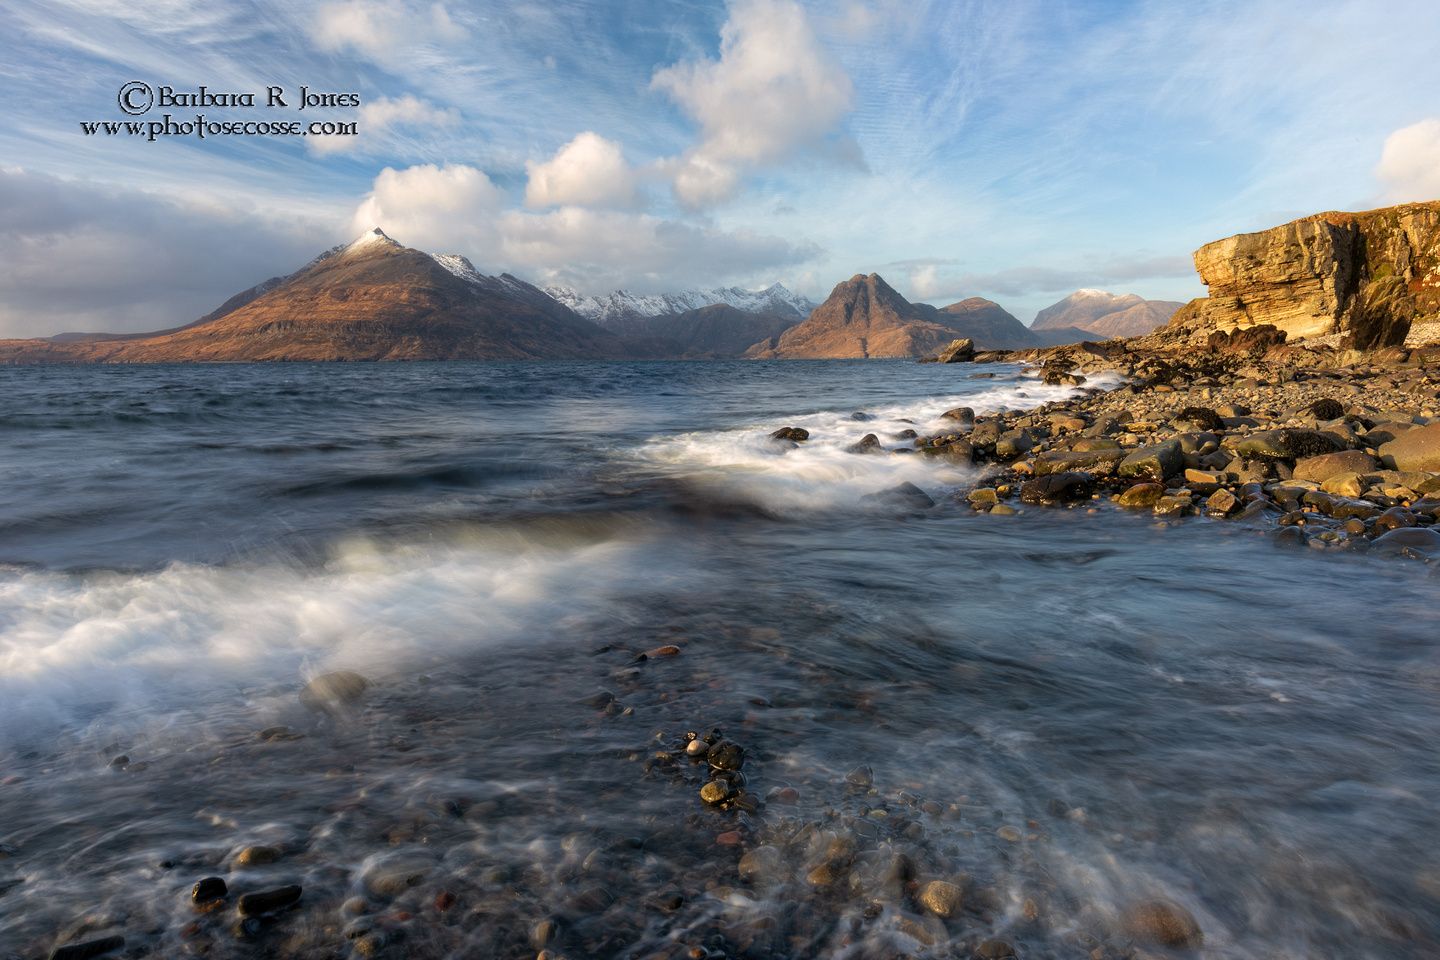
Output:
2,0,1439,337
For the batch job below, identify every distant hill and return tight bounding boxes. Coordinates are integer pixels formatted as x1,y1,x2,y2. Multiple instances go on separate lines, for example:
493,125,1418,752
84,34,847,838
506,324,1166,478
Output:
745,273,1047,358
0,230,631,362
1031,289,1183,339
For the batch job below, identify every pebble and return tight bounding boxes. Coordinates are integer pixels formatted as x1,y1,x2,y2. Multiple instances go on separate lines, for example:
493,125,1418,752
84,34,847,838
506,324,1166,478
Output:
48,936,125,960
191,876,227,905
996,825,1022,842
235,845,281,866
700,781,731,805
917,879,964,917
1120,898,1204,948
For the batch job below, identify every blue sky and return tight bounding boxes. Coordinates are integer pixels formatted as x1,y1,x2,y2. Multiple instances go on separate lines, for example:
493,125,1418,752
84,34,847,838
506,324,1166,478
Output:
2,0,1439,336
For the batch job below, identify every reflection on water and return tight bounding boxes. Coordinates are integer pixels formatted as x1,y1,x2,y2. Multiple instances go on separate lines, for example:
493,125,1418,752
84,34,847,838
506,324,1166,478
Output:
0,362,1437,958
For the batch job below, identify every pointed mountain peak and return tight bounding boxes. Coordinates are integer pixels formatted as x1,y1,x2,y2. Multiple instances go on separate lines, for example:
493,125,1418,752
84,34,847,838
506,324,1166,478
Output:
347,227,401,251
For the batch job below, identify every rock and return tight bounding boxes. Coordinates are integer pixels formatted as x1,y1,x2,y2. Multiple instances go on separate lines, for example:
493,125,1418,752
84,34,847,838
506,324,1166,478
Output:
1309,398,1346,420
864,482,935,510
847,433,883,454
974,939,1018,959
1153,495,1193,517
994,432,1035,459
1293,450,1378,482
1371,526,1440,558
364,858,432,898
1380,422,1440,472
996,825,1022,842
1117,440,1183,482
989,504,1018,515
299,671,370,712
941,406,976,423
845,764,874,788
1115,482,1165,508
770,426,809,442
917,879,964,918
235,845,281,866
738,846,783,884
707,741,745,771
192,877,227,905
1120,898,1203,949
641,644,681,659
685,738,708,758
1320,472,1366,498
1235,429,1344,460
531,918,558,948
237,885,302,917
1034,449,1124,476
1020,472,1094,505
1175,406,1225,431
1172,202,1440,347
937,338,977,363
1205,489,1241,516
700,781,731,805
919,435,975,463
967,488,999,506
1375,507,1418,531
49,936,125,960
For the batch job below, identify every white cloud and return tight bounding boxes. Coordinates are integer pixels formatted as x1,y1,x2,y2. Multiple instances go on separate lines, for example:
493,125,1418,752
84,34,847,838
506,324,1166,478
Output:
524,132,639,209
652,0,856,207
1376,118,1440,203
309,95,460,156
351,163,505,248
348,163,817,292
312,0,466,64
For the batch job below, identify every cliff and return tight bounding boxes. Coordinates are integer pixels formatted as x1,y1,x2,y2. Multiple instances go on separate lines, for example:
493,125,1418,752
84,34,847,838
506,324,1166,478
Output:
1166,201,1440,348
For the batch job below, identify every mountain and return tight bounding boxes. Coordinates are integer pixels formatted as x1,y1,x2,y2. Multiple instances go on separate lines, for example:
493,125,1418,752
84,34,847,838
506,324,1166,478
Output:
546,283,814,335
1031,289,1183,339
744,273,1045,358
0,229,631,362
636,304,799,358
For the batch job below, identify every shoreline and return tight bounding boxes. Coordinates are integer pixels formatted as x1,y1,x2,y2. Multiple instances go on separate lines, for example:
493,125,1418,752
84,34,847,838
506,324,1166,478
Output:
871,339,1440,560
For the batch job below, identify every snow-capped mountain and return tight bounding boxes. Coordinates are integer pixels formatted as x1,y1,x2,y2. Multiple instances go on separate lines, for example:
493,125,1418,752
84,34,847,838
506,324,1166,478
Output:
545,283,815,332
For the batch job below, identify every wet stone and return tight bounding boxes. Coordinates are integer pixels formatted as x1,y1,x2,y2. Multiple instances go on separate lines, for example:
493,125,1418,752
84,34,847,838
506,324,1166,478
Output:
191,876,227,905
49,936,125,960
769,426,809,442
707,740,745,771
299,670,370,712
1120,898,1203,949
700,781,732,805
237,884,302,917
917,879,963,918
235,845,281,866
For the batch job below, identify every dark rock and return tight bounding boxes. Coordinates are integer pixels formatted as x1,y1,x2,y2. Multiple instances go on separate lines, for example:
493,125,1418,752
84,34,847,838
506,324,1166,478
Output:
1208,325,1286,355
49,936,125,960
1205,488,1241,516
1371,526,1440,558
893,428,919,440
863,482,935,510
1308,398,1345,420
846,433,883,454
1114,482,1165,508
845,764,874,788
1235,429,1343,460
192,877,227,905
941,405,975,422
237,885,302,917
850,412,873,421
974,939,1018,959
1375,507,1418,532
1176,406,1225,431
769,426,810,442
1020,471,1094,505
1034,448,1124,477
707,741,745,771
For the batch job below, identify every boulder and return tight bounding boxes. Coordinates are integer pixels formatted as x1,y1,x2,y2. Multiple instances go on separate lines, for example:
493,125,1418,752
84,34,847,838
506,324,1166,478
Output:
1114,482,1165,508
770,426,810,442
1120,898,1203,949
1370,526,1440,558
1019,471,1094,505
1034,449,1125,477
846,434,883,455
864,482,935,510
940,405,975,422
1379,422,1440,472
936,338,976,363
1234,429,1343,460
1292,450,1378,482
1117,439,1184,482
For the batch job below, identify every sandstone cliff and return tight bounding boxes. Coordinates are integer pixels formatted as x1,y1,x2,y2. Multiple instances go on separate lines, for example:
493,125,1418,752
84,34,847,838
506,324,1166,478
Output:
1166,201,1440,348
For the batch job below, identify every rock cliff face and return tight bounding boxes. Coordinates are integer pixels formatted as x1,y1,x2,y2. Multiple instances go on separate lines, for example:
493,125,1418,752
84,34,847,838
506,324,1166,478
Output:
745,274,1041,358
1167,201,1440,348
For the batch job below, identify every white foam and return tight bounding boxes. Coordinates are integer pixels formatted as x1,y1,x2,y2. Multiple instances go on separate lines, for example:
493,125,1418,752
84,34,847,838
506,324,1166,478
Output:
638,372,1118,512
0,525,691,746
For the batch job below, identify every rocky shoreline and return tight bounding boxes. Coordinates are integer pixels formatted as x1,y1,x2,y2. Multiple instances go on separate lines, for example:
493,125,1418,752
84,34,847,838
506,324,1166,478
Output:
838,334,1440,561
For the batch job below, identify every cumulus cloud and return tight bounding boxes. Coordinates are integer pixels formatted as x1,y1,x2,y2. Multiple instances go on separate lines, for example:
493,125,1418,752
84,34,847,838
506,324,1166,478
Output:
349,162,818,292
351,163,505,247
312,0,466,64
1376,118,1440,203
652,0,856,207
524,132,640,209
309,95,460,155
0,170,330,338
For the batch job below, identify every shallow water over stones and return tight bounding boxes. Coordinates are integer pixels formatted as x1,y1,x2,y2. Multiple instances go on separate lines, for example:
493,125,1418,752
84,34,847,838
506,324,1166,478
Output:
1,362,1438,959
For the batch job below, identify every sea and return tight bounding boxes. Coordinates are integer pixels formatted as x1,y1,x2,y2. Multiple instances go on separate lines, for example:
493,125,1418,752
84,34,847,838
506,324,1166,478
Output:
1,361,1437,959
